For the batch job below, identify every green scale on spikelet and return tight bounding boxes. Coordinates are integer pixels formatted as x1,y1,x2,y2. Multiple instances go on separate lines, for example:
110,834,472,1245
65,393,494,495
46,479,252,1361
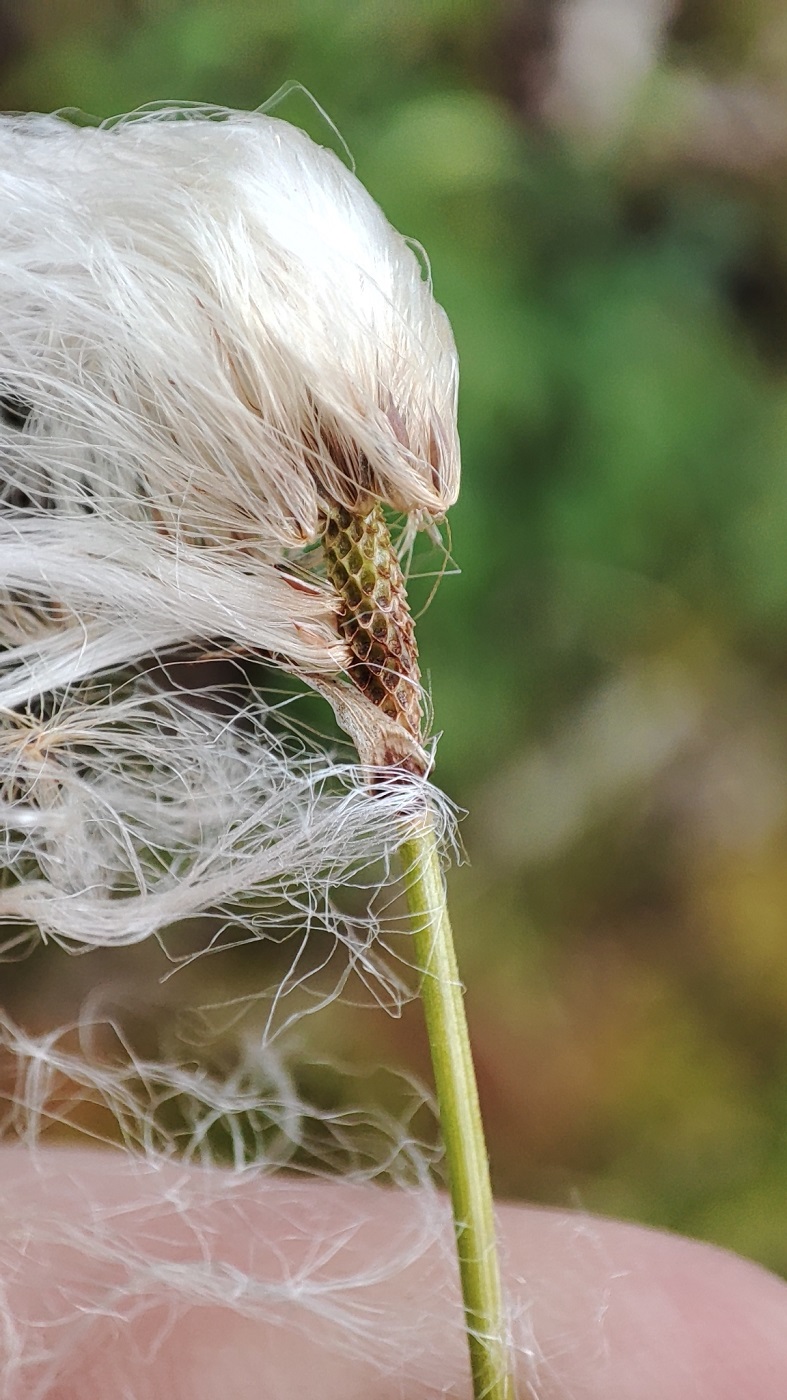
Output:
322,503,421,742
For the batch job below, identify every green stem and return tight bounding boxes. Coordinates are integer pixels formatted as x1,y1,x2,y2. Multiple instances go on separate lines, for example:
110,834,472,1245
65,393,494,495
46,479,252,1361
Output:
400,814,514,1400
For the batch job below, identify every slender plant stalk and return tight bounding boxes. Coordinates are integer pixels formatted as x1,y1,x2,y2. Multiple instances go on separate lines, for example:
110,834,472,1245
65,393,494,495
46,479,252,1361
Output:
400,813,515,1400
322,501,512,1394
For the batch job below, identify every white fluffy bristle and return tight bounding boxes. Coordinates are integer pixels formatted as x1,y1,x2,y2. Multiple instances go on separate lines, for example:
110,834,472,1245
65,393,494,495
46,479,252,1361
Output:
0,107,458,547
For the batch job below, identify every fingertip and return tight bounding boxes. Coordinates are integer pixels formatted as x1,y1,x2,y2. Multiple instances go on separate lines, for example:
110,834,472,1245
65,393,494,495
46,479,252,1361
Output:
499,1202,787,1399
1,1149,786,1400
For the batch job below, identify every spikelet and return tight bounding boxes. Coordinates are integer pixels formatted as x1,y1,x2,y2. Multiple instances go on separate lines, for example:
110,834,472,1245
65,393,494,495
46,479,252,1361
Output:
323,502,422,757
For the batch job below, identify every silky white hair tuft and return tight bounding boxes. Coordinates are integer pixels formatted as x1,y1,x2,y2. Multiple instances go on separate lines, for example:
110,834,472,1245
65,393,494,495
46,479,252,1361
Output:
0,102,461,981
0,106,459,548
0,105,459,758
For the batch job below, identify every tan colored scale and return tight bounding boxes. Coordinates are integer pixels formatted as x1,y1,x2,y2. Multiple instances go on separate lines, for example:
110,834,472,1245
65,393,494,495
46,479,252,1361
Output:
322,503,421,745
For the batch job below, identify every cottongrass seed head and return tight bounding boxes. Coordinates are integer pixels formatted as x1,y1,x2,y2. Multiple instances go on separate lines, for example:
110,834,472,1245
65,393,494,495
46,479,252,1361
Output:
0,100,460,954
0,105,467,1394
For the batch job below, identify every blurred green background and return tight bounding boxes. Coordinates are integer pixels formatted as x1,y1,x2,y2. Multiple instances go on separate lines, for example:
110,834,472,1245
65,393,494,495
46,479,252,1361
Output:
4,0,787,1275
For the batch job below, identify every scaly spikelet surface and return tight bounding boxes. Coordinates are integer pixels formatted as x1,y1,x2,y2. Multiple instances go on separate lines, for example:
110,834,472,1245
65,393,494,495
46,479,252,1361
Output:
323,504,421,743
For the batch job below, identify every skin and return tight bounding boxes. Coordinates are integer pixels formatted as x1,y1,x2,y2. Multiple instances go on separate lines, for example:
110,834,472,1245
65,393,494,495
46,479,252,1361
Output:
1,1147,786,1399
